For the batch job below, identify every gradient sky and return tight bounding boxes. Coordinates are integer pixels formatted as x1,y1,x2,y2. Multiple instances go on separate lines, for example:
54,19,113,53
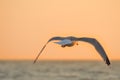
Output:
0,0,120,60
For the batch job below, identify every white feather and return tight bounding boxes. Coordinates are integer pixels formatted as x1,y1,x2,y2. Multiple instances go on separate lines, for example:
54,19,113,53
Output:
54,39,72,45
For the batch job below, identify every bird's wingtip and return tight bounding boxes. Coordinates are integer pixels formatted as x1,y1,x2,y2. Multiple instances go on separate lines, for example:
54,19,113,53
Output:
106,57,111,66
33,60,37,64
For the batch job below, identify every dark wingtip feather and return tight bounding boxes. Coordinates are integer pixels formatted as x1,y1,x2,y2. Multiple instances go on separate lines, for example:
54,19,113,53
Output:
106,57,110,66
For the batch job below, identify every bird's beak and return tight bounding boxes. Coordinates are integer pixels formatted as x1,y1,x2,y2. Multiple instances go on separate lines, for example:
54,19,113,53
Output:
76,42,78,45
76,43,78,45
73,41,78,45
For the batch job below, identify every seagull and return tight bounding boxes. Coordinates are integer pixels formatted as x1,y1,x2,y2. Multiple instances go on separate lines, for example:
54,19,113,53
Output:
34,36,110,66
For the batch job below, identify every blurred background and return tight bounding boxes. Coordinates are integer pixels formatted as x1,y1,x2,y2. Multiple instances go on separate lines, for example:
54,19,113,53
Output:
0,0,120,61
0,0,120,80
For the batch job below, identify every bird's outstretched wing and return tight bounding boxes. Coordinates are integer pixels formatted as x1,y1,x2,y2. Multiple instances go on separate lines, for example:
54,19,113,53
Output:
76,37,110,66
33,36,64,63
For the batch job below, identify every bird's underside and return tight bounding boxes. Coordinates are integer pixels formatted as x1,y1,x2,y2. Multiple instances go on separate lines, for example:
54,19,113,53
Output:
33,36,110,66
54,39,78,47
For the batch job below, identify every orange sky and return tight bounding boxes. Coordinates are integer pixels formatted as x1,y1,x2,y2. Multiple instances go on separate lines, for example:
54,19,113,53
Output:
0,0,120,60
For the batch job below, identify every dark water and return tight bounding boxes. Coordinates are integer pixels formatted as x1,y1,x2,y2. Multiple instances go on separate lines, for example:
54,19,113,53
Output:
0,60,119,80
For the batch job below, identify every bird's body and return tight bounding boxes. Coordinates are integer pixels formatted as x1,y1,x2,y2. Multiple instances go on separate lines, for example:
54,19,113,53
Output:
34,36,111,66
54,39,78,47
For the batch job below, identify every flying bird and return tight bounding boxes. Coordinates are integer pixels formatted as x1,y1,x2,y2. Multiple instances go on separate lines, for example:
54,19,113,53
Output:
34,36,110,66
